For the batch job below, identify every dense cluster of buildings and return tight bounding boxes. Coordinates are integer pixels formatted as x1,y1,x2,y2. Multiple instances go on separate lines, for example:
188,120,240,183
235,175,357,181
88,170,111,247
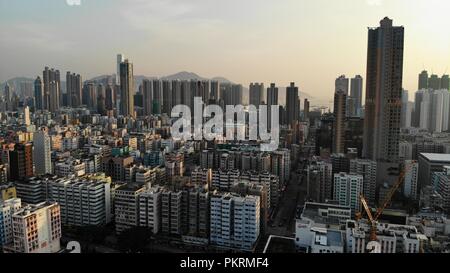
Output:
1,17,450,254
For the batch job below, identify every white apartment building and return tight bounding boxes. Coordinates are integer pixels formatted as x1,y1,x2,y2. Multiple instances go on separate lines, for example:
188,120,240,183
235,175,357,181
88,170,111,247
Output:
295,219,344,253
139,187,161,234
333,173,363,214
210,193,260,251
345,220,427,253
9,202,61,253
0,198,22,247
47,177,112,226
54,159,86,177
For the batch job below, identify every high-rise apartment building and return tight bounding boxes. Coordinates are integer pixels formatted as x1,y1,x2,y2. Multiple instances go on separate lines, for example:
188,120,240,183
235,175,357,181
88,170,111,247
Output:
119,59,135,117
0,198,22,247
34,77,44,111
333,173,363,214
49,81,60,112
249,83,264,108
267,83,279,129
306,160,333,203
42,67,61,111
152,79,162,114
138,186,161,234
350,159,377,206
303,99,310,122
336,75,349,95
142,79,153,116
286,82,300,126
66,72,82,107
9,143,34,181
33,129,52,175
429,74,441,90
162,80,172,115
363,17,404,163
114,184,145,234
441,75,450,90
210,81,219,102
418,70,428,90
403,160,419,200
333,75,348,154
47,176,112,226
210,192,260,251
116,54,125,85
432,166,450,213
350,75,363,117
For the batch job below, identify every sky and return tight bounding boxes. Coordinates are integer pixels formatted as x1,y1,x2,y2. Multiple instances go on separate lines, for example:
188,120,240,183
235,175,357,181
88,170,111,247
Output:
1,0,450,104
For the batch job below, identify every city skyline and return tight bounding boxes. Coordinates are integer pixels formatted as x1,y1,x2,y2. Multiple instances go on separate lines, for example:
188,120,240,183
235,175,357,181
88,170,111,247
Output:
1,0,450,102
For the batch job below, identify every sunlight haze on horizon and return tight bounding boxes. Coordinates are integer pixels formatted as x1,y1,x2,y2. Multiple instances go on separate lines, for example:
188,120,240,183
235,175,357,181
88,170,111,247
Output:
1,0,450,103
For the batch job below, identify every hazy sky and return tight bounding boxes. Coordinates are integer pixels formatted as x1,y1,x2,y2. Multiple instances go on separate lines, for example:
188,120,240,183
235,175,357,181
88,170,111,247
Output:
1,0,450,103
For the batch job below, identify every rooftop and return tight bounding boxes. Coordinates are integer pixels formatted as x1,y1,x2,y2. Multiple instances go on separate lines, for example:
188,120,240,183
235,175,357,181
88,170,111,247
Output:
420,153,450,162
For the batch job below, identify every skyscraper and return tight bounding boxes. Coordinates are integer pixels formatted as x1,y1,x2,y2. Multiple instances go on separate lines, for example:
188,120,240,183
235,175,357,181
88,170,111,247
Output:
267,83,279,129
363,17,404,163
162,80,172,115
152,80,162,114
42,67,61,111
33,129,52,175
232,84,243,106
335,75,349,95
441,74,450,90
116,54,125,85
4,83,11,111
48,81,60,112
34,77,44,111
105,85,116,112
413,90,426,128
97,84,106,115
333,75,347,154
400,90,411,128
350,75,363,117
429,74,441,90
418,70,428,90
66,72,82,107
210,81,220,103
303,99,310,122
286,82,300,126
142,79,153,116
119,59,135,117
249,83,264,108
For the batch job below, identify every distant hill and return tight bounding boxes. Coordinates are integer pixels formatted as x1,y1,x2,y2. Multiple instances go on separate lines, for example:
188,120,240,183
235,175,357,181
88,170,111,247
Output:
161,71,206,81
